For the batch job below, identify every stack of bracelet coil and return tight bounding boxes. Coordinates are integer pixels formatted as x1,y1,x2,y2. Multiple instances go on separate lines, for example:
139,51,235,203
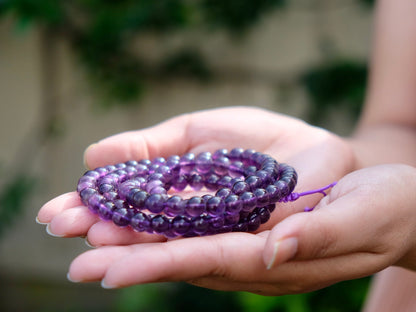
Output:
77,148,297,237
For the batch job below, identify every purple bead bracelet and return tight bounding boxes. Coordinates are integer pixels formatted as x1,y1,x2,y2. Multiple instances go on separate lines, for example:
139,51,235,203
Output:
77,148,330,238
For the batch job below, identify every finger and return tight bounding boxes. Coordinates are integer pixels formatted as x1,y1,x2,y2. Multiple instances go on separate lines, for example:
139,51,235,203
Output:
84,114,191,169
263,186,376,269
73,233,266,288
37,192,83,224
86,221,166,247
47,206,98,237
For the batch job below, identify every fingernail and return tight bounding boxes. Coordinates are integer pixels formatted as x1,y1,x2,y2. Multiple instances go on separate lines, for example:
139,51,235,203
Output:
67,272,80,283
266,237,298,270
101,279,116,289
46,223,64,238
83,143,98,170
85,238,95,248
35,216,48,225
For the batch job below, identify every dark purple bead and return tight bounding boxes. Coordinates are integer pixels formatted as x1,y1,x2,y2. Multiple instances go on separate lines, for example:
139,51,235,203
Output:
274,180,290,197
266,184,281,203
244,165,258,176
192,216,209,235
172,215,191,235
185,196,206,217
145,180,164,192
131,212,150,232
206,196,225,216
229,161,244,177
97,202,114,220
215,187,231,198
247,211,261,231
195,152,212,174
145,194,166,213
217,175,233,188
224,194,242,215
205,174,220,191
99,183,115,193
156,165,171,177
189,174,203,191
232,181,249,195
149,186,167,195
135,164,149,176
245,175,261,191
179,153,195,174
171,175,188,191
213,156,230,175
229,147,244,160
148,163,160,174
255,170,272,185
253,188,269,206
239,191,257,212
241,148,256,160
151,215,170,233
258,207,271,223
164,195,185,216
212,148,228,160
125,160,138,167
233,222,248,232
113,199,129,210
79,188,98,205
103,191,118,201
224,212,240,225
112,208,134,227
127,189,148,208
209,216,224,231
84,170,101,179
139,159,152,166
152,157,166,165
87,193,105,212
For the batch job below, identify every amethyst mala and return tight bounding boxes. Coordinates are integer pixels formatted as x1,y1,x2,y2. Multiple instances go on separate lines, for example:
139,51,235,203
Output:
77,148,300,238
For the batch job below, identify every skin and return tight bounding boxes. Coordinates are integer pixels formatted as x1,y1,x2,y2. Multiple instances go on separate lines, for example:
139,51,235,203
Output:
37,0,416,305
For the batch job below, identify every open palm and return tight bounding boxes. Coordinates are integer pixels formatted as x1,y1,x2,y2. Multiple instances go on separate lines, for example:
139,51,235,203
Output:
37,106,355,293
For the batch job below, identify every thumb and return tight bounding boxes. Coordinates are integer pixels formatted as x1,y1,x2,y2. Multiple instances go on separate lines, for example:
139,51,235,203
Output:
262,190,372,269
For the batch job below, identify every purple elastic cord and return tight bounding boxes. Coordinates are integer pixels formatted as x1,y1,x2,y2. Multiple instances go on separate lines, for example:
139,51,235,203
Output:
77,148,336,237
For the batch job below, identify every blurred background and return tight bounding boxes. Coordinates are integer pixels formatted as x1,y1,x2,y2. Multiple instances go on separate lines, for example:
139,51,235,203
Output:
0,0,373,311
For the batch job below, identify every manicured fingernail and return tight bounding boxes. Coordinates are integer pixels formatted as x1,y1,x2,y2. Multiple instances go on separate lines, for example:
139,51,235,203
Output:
266,237,298,270
101,279,116,289
85,238,95,248
35,216,48,225
83,143,98,169
67,272,80,283
46,223,64,237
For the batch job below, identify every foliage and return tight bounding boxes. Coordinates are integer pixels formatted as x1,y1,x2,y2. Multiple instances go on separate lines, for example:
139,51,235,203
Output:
301,60,368,125
0,173,36,236
0,0,286,106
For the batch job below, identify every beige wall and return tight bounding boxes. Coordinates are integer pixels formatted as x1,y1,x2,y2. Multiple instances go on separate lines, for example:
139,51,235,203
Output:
0,2,372,281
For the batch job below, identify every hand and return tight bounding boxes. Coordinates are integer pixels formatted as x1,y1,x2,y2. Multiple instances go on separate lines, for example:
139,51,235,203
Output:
37,106,355,290
65,164,416,295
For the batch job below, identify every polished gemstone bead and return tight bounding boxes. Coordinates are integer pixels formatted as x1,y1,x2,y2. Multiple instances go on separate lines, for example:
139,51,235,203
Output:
103,191,118,201
152,157,166,165
229,161,244,177
151,215,170,233
239,191,257,212
87,193,105,212
205,174,220,191
172,215,191,235
233,222,248,232
135,164,149,176
165,195,185,216
171,175,188,191
189,174,203,191
217,175,233,188
266,185,281,202
179,153,195,173
247,212,261,231
195,152,212,174
245,175,261,190
212,148,228,160
192,216,209,235
127,189,148,208
274,180,290,197
224,194,242,215
253,188,269,206
185,196,206,217
99,183,115,193
229,147,244,159
98,202,116,220
213,156,230,175
232,181,249,195
112,208,134,227
215,187,231,198
131,212,150,232
258,207,270,223
145,194,166,213
125,160,138,167
206,196,225,216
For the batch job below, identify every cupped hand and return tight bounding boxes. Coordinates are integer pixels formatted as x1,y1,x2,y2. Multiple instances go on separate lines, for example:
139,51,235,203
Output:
66,164,416,295
37,106,356,290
